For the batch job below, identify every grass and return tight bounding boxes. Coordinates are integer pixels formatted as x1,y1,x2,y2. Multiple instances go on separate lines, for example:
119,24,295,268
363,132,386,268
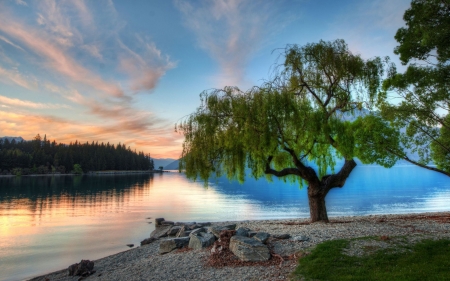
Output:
291,238,450,281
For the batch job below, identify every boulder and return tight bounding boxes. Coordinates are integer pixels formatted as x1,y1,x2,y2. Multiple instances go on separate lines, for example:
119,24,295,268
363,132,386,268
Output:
235,227,250,237
253,232,270,244
209,224,237,238
175,221,196,226
175,226,187,237
159,237,190,254
273,234,291,239
161,220,175,226
189,232,216,250
291,235,309,242
248,231,257,237
126,244,134,248
198,222,211,227
150,225,172,239
155,218,165,226
229,236,270,262
189,227,205,236
167,226,181,236
68,260,95,276
140,237,157,246
188,224,203,230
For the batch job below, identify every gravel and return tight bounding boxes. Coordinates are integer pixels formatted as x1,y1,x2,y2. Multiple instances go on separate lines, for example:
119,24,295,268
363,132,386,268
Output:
29,212,450,281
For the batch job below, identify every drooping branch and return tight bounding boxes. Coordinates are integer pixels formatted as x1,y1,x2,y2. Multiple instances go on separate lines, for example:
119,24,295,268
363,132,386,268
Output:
386,148,450,177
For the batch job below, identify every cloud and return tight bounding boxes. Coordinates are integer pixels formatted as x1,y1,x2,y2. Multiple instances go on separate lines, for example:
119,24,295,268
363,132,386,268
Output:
0,94,69,109
175,0,294,87
0,0,180,158
15,0,27,6
0,109,182,158
0,66,36,89
0,34,25,51
118,36,175,93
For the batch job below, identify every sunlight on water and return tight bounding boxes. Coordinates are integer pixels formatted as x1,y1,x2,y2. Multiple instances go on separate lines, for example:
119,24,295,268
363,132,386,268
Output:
0,165,449,281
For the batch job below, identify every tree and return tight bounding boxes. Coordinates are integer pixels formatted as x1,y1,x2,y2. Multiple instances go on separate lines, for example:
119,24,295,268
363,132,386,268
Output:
158,166,164,171
178,40,399,222
73,164,83,174
379,0,450,176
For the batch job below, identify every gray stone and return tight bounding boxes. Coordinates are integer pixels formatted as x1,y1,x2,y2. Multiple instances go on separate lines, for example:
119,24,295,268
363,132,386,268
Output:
209,224,237,238
273,233,291,239
161,220,175,226
248,231,257,237
167,226,181,236
188,224,204,230
229,236,270,262
68,260,94,276
189,232,216,250
189,227,205,236
159,237,190,254
150,225,172,239
175,226,187,237
140,237,157,246
155,218,165,226
291,235,309,242
174,221,196,226
198,222,211,227
235,227,250,237
253,232,270,244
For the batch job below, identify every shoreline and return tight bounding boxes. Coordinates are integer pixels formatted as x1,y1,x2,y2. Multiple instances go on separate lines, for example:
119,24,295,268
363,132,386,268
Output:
0,170,165,178
29,211,450,281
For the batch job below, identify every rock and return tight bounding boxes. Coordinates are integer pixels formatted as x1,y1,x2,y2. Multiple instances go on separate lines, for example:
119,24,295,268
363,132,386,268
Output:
248,231,257,237
140,237,157,246
175,221,196,226
155,218,165,226
175,226,187,237
235,227,250,237
198,222,211,227
273,233,291,239
189,232,216,250
209,224,237,238
229,236,270,262
68,260,94,276
291,235,309,242
159,237,190,254
161,220,175,226
150,225,172,239
126,244,134,248
167,226,181,236
188,224,203,230
253,232,270,244
189,227,205,236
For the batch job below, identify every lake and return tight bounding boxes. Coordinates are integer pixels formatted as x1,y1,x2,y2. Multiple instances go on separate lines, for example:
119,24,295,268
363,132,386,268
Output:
1,164,450,281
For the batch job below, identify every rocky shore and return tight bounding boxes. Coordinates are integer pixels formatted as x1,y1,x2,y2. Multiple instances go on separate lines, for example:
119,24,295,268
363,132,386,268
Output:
29,212,450,281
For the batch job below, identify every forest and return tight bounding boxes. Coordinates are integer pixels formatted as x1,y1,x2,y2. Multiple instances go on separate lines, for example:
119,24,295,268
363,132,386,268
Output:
0,134,154,175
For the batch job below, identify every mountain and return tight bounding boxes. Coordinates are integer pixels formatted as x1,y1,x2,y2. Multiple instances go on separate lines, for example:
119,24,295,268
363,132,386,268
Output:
164,159,180,170
153,158,176,169
1,136,24,143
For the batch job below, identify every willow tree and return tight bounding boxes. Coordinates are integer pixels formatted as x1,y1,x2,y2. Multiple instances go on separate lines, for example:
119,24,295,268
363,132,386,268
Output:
177,40,399,222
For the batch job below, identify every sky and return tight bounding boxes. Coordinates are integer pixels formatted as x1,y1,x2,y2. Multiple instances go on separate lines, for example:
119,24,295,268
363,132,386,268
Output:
0,0,411,159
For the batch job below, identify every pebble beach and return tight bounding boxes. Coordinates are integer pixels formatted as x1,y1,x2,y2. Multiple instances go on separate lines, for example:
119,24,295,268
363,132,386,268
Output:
29,212,450,281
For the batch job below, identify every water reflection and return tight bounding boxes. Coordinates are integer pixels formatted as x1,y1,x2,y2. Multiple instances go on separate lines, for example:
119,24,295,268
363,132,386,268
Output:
0,165,450,281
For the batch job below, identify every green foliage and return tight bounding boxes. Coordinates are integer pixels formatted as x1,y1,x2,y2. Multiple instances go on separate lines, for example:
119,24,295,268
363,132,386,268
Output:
73,164,83,174
379,0,450,175
292,238,450,281
394,0,450,64
178,40,397,185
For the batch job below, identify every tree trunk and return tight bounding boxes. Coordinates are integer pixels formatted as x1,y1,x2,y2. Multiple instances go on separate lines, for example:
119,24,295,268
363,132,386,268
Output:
307,187,328,222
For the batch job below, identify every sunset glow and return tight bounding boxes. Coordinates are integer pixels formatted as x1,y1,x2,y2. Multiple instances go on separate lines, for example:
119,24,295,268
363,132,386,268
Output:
0,0,411,158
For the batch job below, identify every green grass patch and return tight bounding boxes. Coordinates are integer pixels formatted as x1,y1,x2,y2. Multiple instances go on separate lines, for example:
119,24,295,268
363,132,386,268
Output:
292,239,450,281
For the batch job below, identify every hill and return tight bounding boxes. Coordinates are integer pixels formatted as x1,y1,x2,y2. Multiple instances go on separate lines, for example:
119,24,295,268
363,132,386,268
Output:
153,158,176,169
164,159,180,170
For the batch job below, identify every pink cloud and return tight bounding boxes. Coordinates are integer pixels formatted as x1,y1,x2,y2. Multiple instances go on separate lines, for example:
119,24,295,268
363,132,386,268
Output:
0,18,124,98
0,66,36,90
0,94,68,109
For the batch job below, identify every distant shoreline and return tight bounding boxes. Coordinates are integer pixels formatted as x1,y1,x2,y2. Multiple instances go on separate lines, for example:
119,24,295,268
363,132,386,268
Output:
0,170,167,177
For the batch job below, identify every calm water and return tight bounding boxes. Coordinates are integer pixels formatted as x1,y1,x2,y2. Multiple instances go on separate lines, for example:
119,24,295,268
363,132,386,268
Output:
1,165,450,281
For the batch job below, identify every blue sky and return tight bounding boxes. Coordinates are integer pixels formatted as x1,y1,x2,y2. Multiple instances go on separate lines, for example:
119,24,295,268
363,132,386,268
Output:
0,0,411,158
